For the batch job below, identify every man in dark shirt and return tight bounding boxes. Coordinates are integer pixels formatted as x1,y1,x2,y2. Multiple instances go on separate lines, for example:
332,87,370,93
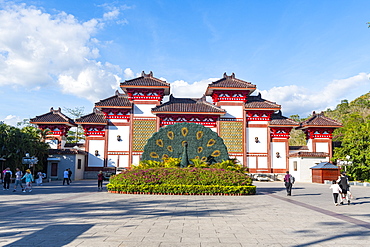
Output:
68,168,72,183
338,172,350,205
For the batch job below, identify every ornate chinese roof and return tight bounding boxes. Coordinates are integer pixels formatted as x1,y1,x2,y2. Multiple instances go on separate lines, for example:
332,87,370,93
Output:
289,146,309,151
30,107,76,126
206,73,256,95
245,93,281,110
75,110,108,125
49,149,87,155
152,95,226,114
289,152,329,158
298,111,342,129
269,111,300,127
120,71,170,94
95,91,132,108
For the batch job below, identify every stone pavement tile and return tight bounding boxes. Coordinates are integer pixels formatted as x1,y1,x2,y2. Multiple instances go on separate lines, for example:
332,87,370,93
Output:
104,236,136,241
113,230,136,236
148,228,175,234
243,244,284,247
118,236,145,242
127,232,156,238
118,242,161,247
142,235,181,243
202,243,242,247
181,236,220,243
218,236,241,243
198,233,226,238
76,240,122,247
159,242,201,247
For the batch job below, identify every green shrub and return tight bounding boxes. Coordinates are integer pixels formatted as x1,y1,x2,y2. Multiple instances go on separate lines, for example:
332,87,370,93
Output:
108,167,255,195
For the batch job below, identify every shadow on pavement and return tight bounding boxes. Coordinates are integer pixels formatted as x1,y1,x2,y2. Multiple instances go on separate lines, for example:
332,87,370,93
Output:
256,186,305,195
291,229,370,247
3,224,94,247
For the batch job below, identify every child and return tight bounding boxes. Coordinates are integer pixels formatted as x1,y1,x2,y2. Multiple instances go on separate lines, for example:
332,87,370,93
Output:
22,169,34,193
36,171,43,186
330,180,342,206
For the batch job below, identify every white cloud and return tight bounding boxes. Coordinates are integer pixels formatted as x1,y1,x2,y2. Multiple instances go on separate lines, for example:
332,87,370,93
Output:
58,61,122,102
123,68,134,79
258,73,370,117
0,2,126,102
170,78,217,98
99,3,131,25
2,115,21,126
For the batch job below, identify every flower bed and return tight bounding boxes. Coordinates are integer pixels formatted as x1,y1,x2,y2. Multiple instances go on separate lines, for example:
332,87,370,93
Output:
107,167,256,195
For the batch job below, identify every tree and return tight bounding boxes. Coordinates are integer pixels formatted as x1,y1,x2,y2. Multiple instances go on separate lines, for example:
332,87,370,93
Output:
64,106,85,143
332,113,370,181
288,114,306,146
0,123,49,173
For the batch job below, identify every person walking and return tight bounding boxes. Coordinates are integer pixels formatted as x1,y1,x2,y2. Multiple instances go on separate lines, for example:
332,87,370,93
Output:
36,171,44,186
3,167,12,190
97,171,105,191
337,172,350,205
284,171,295,196
329,180,342,206
68,168,72,183
22,169,34,192
13,168,24,192
63,169,70,185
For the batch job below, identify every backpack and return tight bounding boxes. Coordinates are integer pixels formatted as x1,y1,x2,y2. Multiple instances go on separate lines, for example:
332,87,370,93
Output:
4,171,11,179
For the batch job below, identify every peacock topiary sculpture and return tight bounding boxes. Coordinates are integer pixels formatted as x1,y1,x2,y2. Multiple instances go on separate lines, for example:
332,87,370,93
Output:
142,123,229,166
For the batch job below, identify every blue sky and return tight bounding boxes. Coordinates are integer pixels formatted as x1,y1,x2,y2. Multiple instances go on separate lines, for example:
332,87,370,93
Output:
1,0,370,125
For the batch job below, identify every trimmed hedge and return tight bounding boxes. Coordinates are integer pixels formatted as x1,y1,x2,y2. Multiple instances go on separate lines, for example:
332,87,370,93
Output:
107,183,256,195
107,167,256,196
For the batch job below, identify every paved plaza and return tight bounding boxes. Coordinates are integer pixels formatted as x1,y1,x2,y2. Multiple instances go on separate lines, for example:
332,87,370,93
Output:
0,179,369,247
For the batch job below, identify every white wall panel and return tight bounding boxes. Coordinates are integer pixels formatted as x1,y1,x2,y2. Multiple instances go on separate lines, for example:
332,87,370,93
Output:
107,125,130,151
108,155,118,167
132,155,141,166
88,140,105,167
220,105,243,118
246,127,267,153
271,142,286,169
133,104,157,116
247,157,256,168
119,155,130,167
316,142,329,153
258,157,268,168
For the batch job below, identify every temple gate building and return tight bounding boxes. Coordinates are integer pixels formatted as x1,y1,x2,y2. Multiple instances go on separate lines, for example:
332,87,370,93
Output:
30,72,342,182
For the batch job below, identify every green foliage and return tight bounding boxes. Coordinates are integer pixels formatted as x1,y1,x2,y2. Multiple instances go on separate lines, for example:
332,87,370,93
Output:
109,167,253,186
332,114,370,181
106,183,256,195
326,92,370,181
132,160,163,170
288,115,307,146
209,159,246,172
189,158,209,168
107,167,255,195
162,157,181,167
135,157,245,172
142,123,229,164
0,123,49,172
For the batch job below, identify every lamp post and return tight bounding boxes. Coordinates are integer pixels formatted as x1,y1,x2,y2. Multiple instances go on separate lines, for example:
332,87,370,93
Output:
22,153,38,176
0,157,6,183
337,155,352,172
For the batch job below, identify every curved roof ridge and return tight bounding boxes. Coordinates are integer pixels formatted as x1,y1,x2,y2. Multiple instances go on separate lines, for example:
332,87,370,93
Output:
300,111,342,128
